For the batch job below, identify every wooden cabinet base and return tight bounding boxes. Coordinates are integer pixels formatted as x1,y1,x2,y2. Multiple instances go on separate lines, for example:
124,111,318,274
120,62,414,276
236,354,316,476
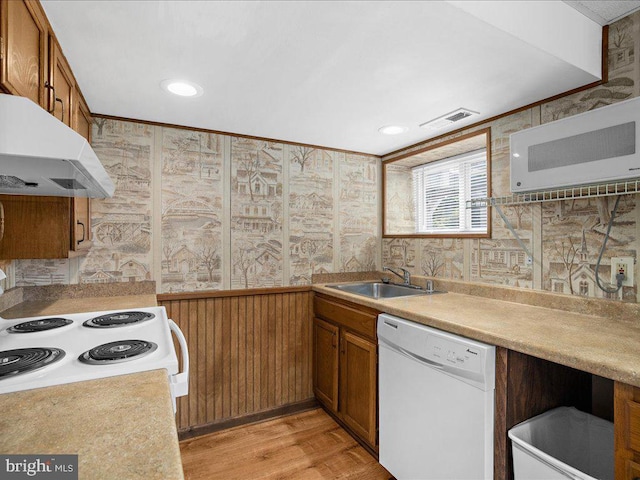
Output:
313,293,380,452
313,317,339,411
494,347,592,480
340,329,377,447
614,382,640,480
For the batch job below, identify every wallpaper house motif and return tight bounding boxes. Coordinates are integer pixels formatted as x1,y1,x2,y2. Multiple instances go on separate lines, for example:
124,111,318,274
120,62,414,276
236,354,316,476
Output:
382,11,640,302
14,123,380,293
12,11,640,303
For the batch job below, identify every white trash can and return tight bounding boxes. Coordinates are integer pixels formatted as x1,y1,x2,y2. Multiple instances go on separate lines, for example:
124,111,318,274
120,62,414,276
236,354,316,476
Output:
508,406,613,480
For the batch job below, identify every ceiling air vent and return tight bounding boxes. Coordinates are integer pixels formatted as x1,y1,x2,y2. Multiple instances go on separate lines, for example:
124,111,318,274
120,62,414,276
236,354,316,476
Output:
420,108,479,130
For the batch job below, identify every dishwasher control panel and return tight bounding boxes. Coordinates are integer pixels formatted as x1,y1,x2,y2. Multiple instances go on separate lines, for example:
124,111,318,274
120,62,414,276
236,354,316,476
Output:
377,313,495,387
428,337,484,373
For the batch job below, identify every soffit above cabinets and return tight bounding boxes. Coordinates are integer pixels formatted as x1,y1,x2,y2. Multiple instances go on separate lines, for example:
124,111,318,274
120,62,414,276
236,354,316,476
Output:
40,1,637,156
563,0,640,25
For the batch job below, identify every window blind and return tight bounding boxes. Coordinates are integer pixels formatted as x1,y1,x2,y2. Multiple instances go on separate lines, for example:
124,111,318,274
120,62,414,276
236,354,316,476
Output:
412,149,487,235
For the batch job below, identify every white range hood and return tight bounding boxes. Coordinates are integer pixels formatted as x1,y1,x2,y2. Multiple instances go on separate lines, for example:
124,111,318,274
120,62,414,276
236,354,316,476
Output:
0,94,115,198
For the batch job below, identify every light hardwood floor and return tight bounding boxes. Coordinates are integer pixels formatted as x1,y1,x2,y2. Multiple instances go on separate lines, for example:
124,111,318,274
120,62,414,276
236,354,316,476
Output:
180,408,391,480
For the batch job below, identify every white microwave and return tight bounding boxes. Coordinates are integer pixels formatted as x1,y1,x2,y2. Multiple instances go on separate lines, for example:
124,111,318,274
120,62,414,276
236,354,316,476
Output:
510,96,640,193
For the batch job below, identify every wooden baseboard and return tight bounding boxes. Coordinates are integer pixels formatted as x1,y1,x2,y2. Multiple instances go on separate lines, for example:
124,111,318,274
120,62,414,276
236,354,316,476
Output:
178,398,319,441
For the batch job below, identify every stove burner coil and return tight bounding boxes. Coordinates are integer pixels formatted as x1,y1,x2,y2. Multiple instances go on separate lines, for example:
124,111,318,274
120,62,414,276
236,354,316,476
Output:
7,318,73,333
83,311,155,328
0,348,65,378
78,340,157,365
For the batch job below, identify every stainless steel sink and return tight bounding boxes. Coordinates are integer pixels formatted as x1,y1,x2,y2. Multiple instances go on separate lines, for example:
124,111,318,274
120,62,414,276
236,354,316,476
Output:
328,282,445,299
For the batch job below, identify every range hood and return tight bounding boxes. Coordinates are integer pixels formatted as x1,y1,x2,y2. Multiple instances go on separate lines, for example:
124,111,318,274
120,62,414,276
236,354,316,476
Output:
0,94,115,198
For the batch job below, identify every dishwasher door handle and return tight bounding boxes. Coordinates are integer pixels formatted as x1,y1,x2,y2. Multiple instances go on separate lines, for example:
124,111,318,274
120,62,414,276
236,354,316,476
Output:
380,337,444,370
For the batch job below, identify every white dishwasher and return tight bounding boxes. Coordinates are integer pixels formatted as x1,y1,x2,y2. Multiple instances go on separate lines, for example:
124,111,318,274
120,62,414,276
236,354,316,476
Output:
378,313,495,480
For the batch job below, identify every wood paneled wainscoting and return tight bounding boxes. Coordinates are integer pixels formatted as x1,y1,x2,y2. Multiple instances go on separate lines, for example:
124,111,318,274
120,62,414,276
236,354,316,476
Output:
158,287,315,438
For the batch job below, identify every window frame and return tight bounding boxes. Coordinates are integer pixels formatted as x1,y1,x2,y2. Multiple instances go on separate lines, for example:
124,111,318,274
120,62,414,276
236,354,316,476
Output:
382,128,491,239
412,148,487,235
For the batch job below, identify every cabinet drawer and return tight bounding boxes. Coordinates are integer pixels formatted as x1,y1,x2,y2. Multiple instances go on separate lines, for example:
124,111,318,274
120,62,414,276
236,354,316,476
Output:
314,294,378,340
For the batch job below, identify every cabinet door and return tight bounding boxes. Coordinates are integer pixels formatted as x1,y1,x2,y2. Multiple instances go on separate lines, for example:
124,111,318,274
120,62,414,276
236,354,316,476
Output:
313,317,339,412
0,0,48,105
48,37,74,126
74,91,92,140
71,93,92,252
615,382,640,480
340,330,377,448
0,194,70,259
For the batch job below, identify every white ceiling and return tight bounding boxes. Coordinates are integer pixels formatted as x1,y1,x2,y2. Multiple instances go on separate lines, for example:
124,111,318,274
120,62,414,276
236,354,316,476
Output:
40,1,640,156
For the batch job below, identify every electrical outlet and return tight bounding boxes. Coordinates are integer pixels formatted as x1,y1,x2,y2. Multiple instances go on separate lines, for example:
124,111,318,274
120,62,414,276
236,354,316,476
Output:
611,256,635,287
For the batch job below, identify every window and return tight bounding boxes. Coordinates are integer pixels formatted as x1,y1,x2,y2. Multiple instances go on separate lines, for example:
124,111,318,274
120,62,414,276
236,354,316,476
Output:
383,127,490,237
412,149,487,235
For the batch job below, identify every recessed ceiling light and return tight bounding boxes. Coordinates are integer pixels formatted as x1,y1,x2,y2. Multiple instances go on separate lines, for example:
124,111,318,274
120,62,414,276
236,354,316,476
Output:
160,79,203,97
379,125,408,135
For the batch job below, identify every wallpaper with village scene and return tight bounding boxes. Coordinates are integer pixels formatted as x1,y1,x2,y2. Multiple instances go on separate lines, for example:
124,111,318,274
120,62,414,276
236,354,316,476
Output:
382,11,640,301
13,122,380,293
11,11,640,302
161,129,224,292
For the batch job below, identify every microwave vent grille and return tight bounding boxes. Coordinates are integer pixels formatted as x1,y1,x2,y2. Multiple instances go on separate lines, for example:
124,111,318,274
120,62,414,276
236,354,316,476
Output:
528,122,636,172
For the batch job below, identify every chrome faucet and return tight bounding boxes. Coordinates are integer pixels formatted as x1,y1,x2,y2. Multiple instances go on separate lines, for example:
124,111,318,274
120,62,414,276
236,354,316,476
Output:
383,266,411,286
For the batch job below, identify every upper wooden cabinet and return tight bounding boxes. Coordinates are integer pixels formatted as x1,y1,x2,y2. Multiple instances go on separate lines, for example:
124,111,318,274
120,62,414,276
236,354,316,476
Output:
71,195,91,253
0,0,48,105
48,36,74,126
0,194,71,259
0,0,94,259
74,90,92,140
71,91,93,253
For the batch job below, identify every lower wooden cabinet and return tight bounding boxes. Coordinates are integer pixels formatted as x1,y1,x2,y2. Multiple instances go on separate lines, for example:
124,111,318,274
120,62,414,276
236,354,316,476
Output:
615,382,640,480
313,317,339,411
339,329,377,447
313,293,380,451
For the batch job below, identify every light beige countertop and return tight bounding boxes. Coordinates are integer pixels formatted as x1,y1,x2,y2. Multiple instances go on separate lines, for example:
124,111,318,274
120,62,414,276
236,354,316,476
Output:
0,294,159,319
0,289,183,479
0,370,184,480
313,280,640,388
